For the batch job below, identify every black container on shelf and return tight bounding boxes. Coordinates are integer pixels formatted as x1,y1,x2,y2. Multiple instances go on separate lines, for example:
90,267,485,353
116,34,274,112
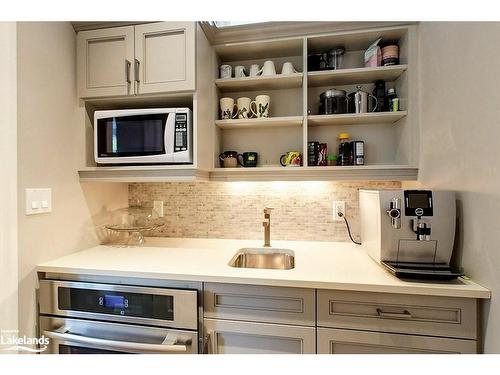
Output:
371,80,386,112
338,134,352,166
308,54,322,71
308,141,320,166
319,89,347,115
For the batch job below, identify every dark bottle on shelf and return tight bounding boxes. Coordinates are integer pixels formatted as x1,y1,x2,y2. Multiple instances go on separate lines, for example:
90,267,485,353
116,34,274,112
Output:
371,80,386,112
338,133,353,166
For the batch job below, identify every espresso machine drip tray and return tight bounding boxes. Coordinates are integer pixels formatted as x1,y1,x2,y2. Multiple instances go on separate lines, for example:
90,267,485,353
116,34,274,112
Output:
382,261,465,280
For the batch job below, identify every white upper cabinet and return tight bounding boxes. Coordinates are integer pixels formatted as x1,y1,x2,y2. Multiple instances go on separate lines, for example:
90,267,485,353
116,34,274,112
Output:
77,26,135,98
134,22,195,94
77,22,195,99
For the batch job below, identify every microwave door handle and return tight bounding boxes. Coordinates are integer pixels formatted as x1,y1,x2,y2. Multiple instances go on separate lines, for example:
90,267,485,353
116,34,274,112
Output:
43,330,188,353
164,113,176,155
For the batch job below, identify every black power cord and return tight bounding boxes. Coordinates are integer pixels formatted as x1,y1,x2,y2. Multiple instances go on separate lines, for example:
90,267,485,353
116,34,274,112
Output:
338,212,361,245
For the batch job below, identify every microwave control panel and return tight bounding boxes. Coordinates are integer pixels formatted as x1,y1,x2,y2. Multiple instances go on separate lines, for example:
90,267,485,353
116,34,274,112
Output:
174,113,188,152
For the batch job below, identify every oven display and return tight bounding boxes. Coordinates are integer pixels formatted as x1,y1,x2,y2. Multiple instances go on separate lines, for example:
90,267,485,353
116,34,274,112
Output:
57,287,174,321
103,295,126,309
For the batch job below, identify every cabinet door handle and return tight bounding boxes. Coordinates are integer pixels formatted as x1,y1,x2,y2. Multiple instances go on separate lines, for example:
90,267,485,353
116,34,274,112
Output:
376,308,412,319
125,59,131,84
134,58,140,83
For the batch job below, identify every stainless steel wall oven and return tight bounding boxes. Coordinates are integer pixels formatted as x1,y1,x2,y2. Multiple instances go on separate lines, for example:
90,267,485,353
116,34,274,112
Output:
38,280,199,354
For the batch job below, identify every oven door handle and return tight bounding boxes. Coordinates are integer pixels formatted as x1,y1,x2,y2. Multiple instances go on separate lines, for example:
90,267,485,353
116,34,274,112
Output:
43,330,188,353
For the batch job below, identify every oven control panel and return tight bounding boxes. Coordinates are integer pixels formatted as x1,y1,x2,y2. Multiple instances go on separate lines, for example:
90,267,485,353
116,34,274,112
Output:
58,287,174,320
174,113,188,152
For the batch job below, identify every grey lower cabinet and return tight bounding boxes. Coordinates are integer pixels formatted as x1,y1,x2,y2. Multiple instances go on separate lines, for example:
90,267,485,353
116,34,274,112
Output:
202,283,480,354
317,328,477,354
203,283,316,354
204,318,315,354
317,289,479,354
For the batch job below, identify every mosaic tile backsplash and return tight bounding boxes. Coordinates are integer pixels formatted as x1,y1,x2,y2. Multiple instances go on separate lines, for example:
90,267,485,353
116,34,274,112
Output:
128,181,401,242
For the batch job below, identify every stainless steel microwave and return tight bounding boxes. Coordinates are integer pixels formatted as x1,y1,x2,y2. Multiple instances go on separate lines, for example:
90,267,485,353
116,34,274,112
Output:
94,108,193,164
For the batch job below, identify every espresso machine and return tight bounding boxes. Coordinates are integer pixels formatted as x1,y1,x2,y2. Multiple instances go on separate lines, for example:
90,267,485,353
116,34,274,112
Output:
359,189,463,280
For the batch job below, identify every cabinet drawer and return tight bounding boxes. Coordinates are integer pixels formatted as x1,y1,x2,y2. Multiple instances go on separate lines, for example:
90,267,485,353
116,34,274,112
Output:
317,328,477,354
204,318,315,354
317,290,477,339
204,283,315,326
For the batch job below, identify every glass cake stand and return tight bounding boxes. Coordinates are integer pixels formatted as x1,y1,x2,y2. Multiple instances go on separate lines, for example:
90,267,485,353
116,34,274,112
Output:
105,222,164,246
105,206,164,246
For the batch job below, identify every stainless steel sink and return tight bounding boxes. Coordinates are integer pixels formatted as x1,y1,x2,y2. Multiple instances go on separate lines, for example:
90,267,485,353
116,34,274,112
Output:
228,248,295,270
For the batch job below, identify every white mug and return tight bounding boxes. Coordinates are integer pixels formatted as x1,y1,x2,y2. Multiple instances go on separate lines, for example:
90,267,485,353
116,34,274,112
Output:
220,64,232,79
234,65,246,78
261,61,276,76
220,97,237,119
281,62,299,75
236,97,252,119
249,64,262,77
250,95,271,118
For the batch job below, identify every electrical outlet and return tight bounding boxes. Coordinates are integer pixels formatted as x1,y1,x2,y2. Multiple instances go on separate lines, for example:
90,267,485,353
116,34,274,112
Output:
333,201,346,221
153,201,164,217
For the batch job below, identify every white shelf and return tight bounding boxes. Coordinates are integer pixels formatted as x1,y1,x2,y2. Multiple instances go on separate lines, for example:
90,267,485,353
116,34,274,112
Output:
79,164,417,182
215,73,303,93
307,65,407,87
78,166,209,183
308,111,407,126
209,165,418,181
216,116,303,130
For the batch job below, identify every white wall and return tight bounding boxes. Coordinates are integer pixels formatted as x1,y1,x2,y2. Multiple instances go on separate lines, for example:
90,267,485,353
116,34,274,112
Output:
17,22,128,341
0,22,18,350
419,22,500,353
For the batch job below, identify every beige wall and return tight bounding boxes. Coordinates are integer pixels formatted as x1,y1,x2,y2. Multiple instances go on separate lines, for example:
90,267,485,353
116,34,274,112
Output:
17,22,128,340
129,181,400,242
419,22,500,353
0,22,18,349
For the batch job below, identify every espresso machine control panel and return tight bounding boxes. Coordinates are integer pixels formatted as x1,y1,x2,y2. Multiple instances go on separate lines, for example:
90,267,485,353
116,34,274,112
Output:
404,190,433,217
404,190,433,241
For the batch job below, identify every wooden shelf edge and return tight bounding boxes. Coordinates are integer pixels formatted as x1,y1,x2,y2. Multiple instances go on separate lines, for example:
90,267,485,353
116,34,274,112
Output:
209,166,418,181
215,116,303,129
79,165,417,182
215,73,303,90
307,65,408,87
78,167,210,183
308,111,407,126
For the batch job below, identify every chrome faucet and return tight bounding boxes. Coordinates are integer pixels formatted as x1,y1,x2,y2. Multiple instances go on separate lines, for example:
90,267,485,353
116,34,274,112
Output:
262,207,273,247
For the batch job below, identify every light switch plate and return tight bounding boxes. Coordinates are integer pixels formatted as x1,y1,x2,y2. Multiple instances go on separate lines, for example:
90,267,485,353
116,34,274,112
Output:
26,188,52,215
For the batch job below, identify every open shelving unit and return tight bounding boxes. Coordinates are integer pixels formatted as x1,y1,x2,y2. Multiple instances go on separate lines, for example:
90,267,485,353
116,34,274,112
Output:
78,24,419,183
210,24,419,181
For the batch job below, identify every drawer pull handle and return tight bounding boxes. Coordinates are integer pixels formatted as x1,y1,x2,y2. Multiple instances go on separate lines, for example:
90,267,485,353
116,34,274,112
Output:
376,308,412,319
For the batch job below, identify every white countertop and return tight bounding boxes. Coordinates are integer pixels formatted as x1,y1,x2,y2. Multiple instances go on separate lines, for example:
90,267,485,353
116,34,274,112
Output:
37,238,490,299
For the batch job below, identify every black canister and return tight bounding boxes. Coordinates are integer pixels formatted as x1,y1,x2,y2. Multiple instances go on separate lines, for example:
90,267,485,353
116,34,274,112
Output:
307,54,322,71
320,89,347,115
371,80,386,112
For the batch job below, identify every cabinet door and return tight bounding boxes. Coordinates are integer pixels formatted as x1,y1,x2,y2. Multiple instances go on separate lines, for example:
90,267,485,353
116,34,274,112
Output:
317,328,477,354
77,26,134,98
134,22,195,94
204,319,315,354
